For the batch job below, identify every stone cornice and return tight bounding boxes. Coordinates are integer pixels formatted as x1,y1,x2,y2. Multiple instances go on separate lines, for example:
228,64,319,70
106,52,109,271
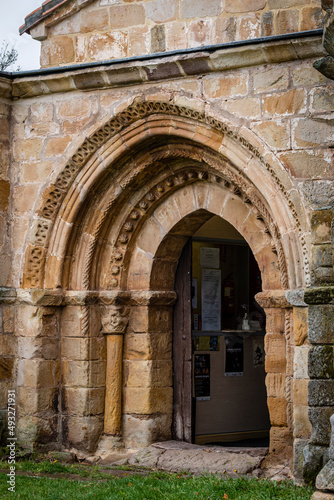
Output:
2,35,324,101
19,0,95,36
0,77,13,100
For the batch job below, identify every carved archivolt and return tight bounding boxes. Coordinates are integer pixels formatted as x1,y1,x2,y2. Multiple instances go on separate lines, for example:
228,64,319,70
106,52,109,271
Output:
23,99,309,290
106,161,289,290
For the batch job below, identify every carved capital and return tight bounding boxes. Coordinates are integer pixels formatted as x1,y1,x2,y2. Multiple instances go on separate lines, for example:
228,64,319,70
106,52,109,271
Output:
100,305,130,334
255,290,290,309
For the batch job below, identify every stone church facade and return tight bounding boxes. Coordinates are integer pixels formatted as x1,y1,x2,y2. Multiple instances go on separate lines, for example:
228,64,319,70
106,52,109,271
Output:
0,0,333,494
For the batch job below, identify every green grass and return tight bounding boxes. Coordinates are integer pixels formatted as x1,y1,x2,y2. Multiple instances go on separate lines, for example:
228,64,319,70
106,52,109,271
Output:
0,460,314,500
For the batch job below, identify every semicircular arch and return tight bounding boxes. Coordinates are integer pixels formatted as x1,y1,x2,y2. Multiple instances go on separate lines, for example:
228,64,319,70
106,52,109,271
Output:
21,98,309,292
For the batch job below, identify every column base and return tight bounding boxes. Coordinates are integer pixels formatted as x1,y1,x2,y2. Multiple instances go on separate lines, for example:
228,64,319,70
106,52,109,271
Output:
96,433,125,460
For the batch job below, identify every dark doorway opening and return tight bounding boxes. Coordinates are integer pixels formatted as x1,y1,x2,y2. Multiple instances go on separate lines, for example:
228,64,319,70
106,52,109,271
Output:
172,217,270,446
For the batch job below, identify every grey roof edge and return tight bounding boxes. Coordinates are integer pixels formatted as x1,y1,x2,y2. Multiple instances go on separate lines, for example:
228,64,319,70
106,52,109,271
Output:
1,29,324,80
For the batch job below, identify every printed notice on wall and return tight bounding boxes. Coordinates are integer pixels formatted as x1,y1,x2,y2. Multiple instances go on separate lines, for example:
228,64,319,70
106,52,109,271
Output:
225,336,243,376
200,247,220,269
194,354,210,400
202,269,221,331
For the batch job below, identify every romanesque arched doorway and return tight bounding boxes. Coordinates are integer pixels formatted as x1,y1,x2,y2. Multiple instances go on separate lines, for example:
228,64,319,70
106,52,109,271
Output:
20,98,307,464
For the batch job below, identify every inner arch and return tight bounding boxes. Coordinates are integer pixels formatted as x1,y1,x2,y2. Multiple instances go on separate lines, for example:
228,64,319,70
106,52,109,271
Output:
126,181,281,293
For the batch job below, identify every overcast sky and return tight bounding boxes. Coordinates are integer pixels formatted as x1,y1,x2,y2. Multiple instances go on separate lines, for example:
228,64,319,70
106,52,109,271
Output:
0,0,42,71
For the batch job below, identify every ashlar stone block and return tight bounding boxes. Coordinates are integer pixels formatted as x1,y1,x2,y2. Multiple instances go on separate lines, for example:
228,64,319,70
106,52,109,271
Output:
237,13,261,40
292,117,334,149
189,19,212,48
17,359,58,388
308,305,334,344
203,72,248,99
123,332,172,360
275,9,299,35
303,444,329,483
62,360,105,388
123,413,172,448
265,332,286,373
146,0,177,23
265,308,285,334
311,210,333,245
0,334,16,357
294,345,310,379
17,337,58,360
123,386,173,414
293,405,312,439
309,380,334,407
124,359,172,388
80,8,109,33
263,89,306,117
128,306,173,334
17,386,58,416
62,387,105,416
267,397,287,426
253,66,289,93
0,358,14,380
309,345,334,379
309,407,334,446
265,373,286,398
293,306,308,346
181,0,221,19
61,337,106,361
87,31,127,61
62,415,103,453
226,0,265,12
17,415,58,449
17,306,59,338
269,426,292,458
109,5,145,29
61,306,99,338
293,378,309,406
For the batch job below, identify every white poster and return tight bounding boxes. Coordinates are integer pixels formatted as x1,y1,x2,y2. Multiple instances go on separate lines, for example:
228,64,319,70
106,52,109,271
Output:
200,247,220,269
201,269,221,331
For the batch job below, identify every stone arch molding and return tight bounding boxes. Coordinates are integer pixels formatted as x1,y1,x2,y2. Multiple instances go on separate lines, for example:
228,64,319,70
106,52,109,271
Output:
22,97,310,292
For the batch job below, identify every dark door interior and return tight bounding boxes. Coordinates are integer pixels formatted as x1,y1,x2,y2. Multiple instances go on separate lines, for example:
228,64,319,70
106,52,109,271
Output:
172,232,270,445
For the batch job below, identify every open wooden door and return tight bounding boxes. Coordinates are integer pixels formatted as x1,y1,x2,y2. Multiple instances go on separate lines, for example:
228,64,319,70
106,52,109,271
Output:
172,239,193,442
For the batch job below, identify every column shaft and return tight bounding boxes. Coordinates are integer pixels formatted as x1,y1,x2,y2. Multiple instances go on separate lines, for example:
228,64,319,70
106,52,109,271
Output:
104,334,123,435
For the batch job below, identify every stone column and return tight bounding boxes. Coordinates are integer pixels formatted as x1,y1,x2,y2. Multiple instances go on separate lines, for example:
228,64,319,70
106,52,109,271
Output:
101,305,129,437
